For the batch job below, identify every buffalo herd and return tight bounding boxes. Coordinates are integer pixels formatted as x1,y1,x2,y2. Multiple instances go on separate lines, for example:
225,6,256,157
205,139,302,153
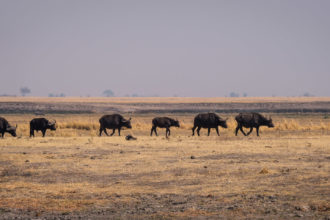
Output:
0,112,274,138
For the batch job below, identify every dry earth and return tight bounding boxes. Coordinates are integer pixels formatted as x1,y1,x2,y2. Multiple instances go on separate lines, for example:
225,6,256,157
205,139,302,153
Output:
0,98,329,219
0,97,330,114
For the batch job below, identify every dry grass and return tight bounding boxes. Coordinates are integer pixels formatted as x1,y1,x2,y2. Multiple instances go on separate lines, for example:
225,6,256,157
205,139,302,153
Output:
0,113,329,218
4,113,330,138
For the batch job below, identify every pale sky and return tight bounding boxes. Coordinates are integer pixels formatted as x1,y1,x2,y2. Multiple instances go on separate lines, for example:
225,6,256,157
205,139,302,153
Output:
0,0,329,97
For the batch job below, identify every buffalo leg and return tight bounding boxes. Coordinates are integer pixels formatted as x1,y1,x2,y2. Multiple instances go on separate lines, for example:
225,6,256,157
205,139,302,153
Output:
99,126,109,136
166,127,171,137
256,126,260,136
42,130,46,137
239,126,247,136
197,127,201,136
30,129,34,137
154,128,158,136
151,126,157,136
235,125,240,136
110,129,115,136
118,128,121,136
165,128,170,138
216,127,220,136
207,128,211,136
246,127,253,136
192,126,196,136
103,128,109,136
1,132,4,138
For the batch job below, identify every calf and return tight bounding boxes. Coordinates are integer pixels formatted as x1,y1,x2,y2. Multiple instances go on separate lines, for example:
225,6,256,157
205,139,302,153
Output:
150,117,180,138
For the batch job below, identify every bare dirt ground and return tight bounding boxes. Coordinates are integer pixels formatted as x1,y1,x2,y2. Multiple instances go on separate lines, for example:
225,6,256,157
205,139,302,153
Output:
0,98,329,219
1,97,330,114
0,134,329,219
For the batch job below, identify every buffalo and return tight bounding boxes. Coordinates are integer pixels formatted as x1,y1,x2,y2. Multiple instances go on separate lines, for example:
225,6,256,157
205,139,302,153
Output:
30,118,56,137
150,117,180,138
235,112,274,136
99,114,132,136
192,113,228,136
0,117,17,138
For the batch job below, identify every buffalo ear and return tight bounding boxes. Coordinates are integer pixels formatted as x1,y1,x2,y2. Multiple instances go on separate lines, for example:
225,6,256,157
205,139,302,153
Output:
129,117,132,121
16,124,18,128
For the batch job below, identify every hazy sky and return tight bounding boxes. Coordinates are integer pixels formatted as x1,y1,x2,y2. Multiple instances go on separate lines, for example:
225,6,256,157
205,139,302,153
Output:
1,0,329,97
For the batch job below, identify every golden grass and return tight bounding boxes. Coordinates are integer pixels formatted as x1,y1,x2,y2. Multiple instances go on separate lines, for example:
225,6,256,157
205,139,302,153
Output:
3,113,330,138
0,113,329,218
274,119,330,131
0,132,329,216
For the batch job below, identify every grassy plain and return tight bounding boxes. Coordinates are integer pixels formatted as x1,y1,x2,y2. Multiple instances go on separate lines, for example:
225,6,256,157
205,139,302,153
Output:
0,99,329,219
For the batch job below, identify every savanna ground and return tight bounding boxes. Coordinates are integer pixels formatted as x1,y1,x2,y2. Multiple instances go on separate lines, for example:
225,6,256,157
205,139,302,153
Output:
0,98,329,219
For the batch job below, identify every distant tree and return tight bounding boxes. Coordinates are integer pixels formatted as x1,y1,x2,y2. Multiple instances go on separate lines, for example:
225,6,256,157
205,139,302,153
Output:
20,87,31,96
103,89,115,97
49,93,66,97
303,92,314,97
132,93,139,97
229,92,239,97
243,92,248,97
0,94,16,97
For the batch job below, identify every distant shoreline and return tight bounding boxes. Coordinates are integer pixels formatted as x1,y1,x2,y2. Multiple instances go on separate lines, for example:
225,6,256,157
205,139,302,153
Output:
0,97,329,114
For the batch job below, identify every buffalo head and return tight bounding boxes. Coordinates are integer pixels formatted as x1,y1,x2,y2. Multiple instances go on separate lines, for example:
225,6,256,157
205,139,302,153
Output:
121,118,132,129
48,120,57,130
173,119,180,128
218,118,228,128
267,117,274,128
6,124,17,137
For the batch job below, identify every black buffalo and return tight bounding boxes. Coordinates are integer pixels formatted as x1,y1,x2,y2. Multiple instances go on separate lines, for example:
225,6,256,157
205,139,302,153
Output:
0,117,17,138
99,114,132,136
150,117,180,138
235,112,274,136
30,118,56,137
192,113,228,136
